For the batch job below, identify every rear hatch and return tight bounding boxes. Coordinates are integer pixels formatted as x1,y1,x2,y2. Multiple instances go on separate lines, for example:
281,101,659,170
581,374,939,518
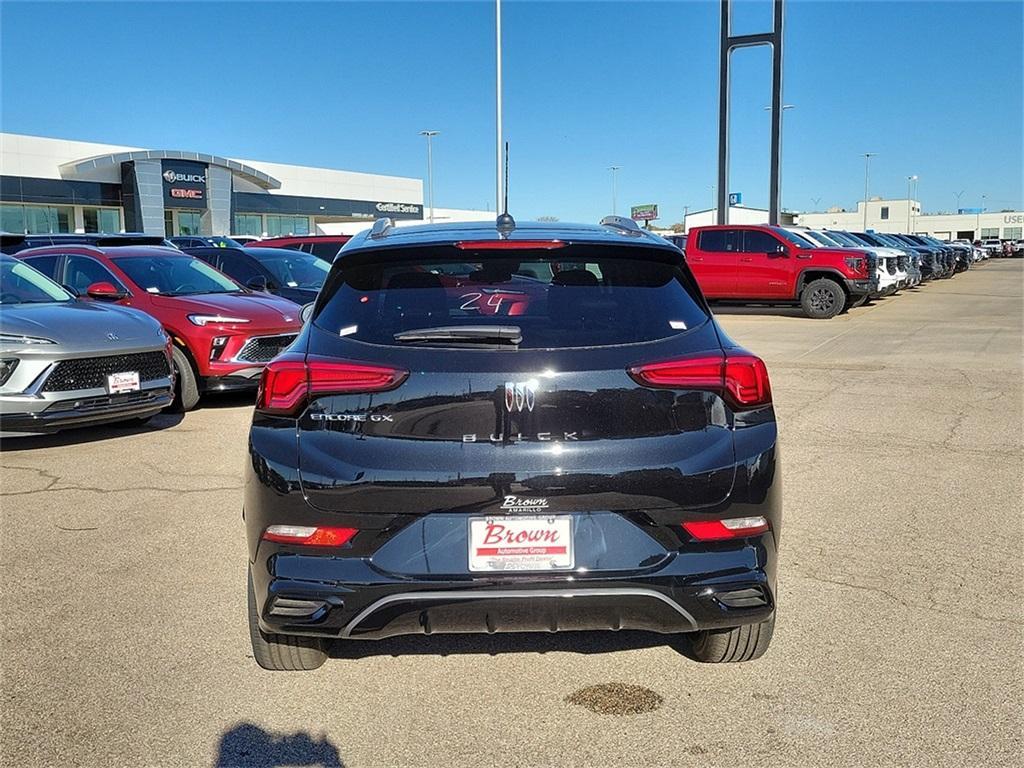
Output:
290,239,746,575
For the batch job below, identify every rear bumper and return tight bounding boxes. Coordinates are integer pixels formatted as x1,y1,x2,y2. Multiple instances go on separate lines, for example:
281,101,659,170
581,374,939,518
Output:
251,539,777,640
0,387,172,435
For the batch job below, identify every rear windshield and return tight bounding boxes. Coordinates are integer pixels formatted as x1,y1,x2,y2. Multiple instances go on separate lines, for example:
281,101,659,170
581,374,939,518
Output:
313,244,708,349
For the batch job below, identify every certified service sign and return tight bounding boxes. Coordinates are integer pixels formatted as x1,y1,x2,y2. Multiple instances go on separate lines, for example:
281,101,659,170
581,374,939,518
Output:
161,160,208,209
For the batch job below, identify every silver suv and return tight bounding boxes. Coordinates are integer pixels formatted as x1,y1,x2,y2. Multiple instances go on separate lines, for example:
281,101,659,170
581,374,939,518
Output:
0,256,174,437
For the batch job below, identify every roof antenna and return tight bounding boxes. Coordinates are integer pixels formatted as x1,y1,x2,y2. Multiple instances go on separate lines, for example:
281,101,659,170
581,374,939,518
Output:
496,141,515,236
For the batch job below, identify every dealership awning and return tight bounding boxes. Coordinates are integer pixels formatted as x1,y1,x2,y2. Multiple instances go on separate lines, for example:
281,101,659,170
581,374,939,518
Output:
59,150,281,190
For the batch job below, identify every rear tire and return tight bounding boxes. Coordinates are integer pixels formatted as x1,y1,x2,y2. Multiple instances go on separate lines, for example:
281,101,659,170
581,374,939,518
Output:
168,345,200,412
800,278,845,319
247,570,327,671
689,613,775,663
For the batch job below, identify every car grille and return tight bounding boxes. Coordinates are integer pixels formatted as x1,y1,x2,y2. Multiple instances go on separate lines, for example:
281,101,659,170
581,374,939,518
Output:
234,334,298,363
886,259,897,275
897,255,908,271
41,351,170,392
44,389,170,413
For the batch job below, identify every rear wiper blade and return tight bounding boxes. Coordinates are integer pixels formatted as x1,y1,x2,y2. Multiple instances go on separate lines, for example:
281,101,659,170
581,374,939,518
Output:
393,325,522,346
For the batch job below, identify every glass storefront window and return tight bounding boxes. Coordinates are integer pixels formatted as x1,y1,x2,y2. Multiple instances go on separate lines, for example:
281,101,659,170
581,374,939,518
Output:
980,228,1000,238
177,211,202,235
265,215,309,237
83,207,122,233
233,214,263,236
0,204,72,234
1004,227,1022,240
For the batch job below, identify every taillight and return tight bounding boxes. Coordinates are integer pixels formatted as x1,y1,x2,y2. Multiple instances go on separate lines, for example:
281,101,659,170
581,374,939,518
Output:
628,353,772,408
256,354,408,416
682,516,770,541
454,240,566,250
261,525,358,547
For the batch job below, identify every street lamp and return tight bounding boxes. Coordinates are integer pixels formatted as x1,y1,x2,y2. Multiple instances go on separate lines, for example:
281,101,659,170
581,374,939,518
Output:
811,197,822,210
608,166,622,215
418,130,440,224
861,153,877,230
977,194,986,238
955,189,966,212
906,175,918,232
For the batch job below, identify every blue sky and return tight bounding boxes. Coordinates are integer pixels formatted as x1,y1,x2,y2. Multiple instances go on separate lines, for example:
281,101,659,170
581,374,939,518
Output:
2,1,1021,223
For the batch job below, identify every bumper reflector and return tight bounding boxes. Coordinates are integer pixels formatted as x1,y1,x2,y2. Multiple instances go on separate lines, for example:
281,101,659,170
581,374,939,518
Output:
682,516,770,541
261,525,358,547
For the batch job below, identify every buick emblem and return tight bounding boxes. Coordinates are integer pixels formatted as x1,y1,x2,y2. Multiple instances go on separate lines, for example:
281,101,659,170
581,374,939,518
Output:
504,381,535,412
162,170,177,183
106,332,119,341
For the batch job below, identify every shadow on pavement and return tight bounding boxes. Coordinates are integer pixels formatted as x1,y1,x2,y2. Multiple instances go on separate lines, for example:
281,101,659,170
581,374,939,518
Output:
0,411,184,452
215,723,344,768
327,629,692,660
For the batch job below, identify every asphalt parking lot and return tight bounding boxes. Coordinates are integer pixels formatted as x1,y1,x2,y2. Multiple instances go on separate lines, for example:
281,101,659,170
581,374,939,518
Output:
2,260,1021,768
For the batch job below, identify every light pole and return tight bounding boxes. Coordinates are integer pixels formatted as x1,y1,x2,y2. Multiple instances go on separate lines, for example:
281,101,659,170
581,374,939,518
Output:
608,165,622,215
418,130,440,224
977,194,986,238
955,189,966,212
495,0,503,213
906,175,918,232
861,152,877,230
811,197,822,210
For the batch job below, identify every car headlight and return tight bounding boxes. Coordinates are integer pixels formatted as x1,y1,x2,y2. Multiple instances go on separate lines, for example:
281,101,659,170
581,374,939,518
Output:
187,314,251,326
0,358,19,386
0,333,56,345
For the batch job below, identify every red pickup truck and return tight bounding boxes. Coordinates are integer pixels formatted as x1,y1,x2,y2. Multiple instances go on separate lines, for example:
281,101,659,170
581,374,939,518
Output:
684,225,878,319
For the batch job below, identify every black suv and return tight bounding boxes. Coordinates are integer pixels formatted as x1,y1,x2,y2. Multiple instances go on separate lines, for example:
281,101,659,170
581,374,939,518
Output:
244,216,781,670
185,246,329,305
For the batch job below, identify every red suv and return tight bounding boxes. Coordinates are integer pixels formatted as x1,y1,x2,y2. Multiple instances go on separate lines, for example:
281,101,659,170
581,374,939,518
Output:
251,235,351,262
684,225,878,319
16,245,303,410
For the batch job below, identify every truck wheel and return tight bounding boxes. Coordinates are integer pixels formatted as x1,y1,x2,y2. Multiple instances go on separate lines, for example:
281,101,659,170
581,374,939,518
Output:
247,570,327,671
168,346,200,412
689,614,775,663
800,278,845,319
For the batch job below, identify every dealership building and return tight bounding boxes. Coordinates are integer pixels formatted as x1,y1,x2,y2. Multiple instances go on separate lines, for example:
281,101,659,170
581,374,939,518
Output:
0,132,438,238
797,198,1024,242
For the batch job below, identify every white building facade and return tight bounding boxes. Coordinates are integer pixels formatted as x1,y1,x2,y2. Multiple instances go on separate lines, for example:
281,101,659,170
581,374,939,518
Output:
0,132,428,237
797,198,1023,241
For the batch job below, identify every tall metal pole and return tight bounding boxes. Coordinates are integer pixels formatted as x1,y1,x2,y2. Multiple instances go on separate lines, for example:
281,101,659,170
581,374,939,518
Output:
608,165,621,215
495,0,503,214
419,130,439,224
955,189,965,212
977,194,986,238
717,0,785,226
862,152,876,230
767,0,784,225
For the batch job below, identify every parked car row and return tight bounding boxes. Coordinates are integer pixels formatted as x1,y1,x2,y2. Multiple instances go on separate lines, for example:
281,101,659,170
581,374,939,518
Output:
680,224,989,319
0,234,325,435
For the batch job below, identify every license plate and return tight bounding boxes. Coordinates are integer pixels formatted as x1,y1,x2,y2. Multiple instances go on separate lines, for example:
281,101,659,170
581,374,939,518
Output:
107,371,140,394
468,516,573,572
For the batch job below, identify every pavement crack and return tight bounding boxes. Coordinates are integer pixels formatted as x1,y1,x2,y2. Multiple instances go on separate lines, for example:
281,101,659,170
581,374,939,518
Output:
791,572,1023,626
